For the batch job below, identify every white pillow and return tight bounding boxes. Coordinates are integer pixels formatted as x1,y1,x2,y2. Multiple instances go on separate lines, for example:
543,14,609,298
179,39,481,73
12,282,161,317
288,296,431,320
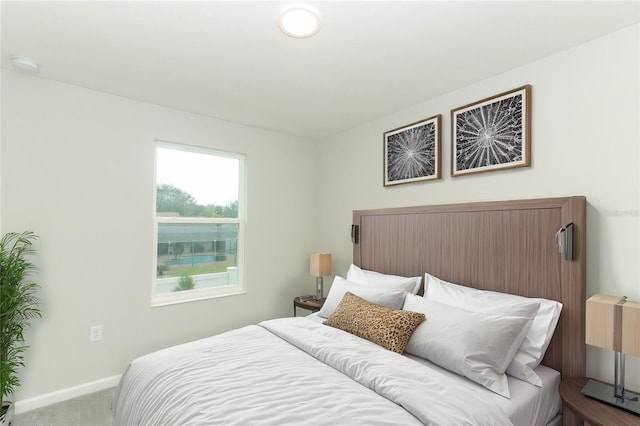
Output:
318,276,407,318
403,294,537,398
346,264,421,294
423,272,562,387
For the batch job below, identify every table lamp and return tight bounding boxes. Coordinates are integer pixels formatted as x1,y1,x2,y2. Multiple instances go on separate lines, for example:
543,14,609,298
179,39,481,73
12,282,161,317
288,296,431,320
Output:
583,294,640,415
309,253,331,300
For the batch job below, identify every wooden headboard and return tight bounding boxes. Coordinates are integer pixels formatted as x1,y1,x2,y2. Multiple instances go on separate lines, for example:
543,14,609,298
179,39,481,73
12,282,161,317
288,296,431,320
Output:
352,196,586,380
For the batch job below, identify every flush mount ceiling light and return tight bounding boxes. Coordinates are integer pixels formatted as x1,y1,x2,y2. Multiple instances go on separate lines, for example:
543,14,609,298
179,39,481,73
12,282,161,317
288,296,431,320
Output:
279,7,320,38
10,56,39,73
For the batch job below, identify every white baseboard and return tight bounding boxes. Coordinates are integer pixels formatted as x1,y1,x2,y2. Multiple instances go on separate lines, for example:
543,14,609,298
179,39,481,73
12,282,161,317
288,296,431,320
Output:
14,374,121,415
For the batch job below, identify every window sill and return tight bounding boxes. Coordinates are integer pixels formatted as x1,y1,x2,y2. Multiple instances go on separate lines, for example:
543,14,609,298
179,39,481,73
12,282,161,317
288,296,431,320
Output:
150,287,246,307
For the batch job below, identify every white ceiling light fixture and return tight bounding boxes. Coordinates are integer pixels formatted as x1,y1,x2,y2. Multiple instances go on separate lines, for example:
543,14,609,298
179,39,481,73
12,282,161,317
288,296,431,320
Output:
279,7,320,38
10,55,39,73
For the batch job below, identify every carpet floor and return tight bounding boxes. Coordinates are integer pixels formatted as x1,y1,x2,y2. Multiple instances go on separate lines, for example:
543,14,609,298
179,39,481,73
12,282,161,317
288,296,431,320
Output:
13,388,114,426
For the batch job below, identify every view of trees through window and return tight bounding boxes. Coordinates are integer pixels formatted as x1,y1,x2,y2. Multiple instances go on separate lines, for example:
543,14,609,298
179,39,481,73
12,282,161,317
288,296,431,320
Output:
156,184,238,218
154,144,243,300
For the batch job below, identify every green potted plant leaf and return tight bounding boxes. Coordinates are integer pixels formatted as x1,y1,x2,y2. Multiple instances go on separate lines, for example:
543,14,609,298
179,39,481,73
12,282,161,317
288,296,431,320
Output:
0,232,41,426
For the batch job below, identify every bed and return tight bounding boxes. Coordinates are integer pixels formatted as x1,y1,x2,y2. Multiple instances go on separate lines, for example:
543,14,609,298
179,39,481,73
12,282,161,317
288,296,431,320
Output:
112,196,586,426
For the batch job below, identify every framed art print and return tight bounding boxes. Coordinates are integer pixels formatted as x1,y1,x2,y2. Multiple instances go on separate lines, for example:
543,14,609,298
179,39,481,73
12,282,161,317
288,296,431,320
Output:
384,115,441,186
451,85,531,177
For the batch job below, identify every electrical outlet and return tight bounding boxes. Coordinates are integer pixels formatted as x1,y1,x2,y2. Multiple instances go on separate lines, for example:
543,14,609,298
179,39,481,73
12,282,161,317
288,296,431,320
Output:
90,325,103,342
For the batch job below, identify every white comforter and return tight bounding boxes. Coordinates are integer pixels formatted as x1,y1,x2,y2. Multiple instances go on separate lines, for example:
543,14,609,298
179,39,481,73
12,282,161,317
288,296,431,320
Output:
113,317,512,425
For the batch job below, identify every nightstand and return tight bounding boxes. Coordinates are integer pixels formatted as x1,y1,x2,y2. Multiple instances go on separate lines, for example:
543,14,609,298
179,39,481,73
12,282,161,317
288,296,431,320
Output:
559,377,640,426
293,296,325,316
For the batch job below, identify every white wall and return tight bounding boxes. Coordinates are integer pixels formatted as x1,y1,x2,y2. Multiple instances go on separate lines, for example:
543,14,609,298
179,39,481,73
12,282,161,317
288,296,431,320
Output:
0,71,319,403
317,25,640,391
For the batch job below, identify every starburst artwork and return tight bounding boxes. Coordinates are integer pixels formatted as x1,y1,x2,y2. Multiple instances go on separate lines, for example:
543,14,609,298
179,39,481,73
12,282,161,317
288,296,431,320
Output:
452,85,531,176
384,115,441,186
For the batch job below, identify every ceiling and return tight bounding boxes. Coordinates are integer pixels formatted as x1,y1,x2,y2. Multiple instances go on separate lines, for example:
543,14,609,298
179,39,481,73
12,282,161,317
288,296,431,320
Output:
2,1,639,140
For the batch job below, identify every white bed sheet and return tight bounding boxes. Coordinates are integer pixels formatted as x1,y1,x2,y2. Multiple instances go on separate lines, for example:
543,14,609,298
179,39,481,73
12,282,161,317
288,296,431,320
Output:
113,323,423,426
114,317,513,425
404,355,561,426
306,312,562,426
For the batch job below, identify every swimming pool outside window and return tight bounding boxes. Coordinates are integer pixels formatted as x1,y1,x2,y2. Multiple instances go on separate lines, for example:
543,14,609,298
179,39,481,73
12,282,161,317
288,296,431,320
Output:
152,142,245,306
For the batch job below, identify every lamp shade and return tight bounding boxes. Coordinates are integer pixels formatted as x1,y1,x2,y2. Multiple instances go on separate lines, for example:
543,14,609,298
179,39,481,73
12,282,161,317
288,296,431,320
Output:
310,253,331,277
622,300,640,357
586,294,640,356
586,294,621,351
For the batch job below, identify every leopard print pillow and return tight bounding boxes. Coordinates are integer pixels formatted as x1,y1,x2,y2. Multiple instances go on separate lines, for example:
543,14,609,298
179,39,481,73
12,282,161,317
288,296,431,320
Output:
323,292,425,353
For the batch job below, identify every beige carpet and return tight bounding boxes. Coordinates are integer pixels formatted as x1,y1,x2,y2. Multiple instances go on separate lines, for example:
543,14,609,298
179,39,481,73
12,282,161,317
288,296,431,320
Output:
13,388,114,426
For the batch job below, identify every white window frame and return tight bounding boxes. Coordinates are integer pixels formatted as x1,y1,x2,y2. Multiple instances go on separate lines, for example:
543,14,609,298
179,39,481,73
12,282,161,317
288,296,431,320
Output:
151,141,246,307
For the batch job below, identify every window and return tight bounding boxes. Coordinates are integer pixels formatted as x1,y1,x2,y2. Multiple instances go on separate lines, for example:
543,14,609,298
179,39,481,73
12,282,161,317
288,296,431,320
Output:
152,142,245,306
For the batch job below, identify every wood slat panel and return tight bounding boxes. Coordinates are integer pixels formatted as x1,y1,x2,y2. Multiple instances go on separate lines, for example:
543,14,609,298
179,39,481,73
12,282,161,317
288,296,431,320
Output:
353,196,586,379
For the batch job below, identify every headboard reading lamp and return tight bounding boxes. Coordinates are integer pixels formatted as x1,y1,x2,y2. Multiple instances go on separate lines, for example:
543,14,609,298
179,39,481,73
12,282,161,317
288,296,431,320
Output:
583,294,640,415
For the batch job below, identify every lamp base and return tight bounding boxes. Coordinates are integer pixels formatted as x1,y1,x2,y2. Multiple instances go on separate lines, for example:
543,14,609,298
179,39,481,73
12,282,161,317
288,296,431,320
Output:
315,276,324,300
582,379,640,416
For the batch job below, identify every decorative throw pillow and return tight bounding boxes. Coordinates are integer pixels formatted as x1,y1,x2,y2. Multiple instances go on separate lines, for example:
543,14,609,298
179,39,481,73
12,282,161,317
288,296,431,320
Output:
323,292,425,353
